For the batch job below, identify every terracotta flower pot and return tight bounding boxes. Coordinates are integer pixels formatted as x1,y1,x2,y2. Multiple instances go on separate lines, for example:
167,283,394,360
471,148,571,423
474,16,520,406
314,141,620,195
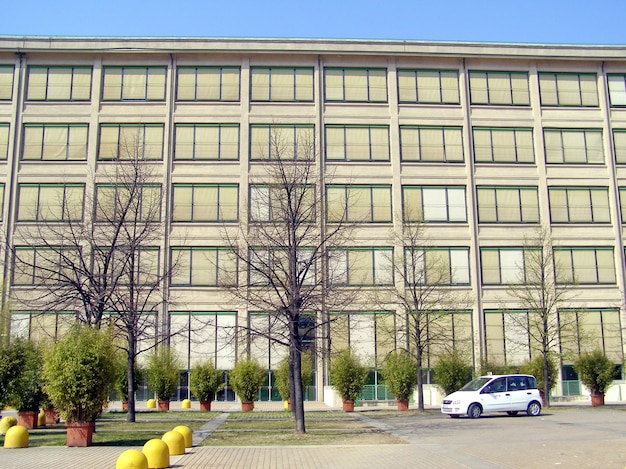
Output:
66,421,95,447
241,401,254,412
158,400,170,411
342,400,355,412
200,401,212,411
17,410,38,429
591,392,605,406
122,400,128,411
44,407,59,425
397,399,409,411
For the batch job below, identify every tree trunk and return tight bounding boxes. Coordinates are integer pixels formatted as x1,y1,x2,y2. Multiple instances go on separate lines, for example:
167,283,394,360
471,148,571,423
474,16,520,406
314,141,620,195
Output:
415,348,424,411
543,352,550,408
290,339,306,434
126,331,137,423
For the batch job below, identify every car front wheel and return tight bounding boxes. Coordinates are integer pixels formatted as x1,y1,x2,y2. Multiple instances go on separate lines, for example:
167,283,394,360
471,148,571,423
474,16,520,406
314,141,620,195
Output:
467,403,482,419
526,401,541,416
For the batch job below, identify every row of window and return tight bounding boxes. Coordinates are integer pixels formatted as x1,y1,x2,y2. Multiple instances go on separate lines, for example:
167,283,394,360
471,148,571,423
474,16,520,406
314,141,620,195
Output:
7,183,626,225
3,64,626,107
10,245,620,287
4,123,626,164
12,306,621,371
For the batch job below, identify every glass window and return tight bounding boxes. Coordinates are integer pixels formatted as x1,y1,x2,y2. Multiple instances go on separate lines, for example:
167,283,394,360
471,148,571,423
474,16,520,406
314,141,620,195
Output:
469,71,530,106
404,247,470,285
544,129,604,164
607,74,626,107
171,247,237,286
485,310,544,365
480,248,539,285
400,126,463,162
22,124,88,161
397,69,459,104
95,184,161,222
0,65,14,100
172,184,238,222
549,187,610,223
560,308,623,362
98,124,163,160
324,68,387,102
477,186,539,223
17,184,84,222
554,247,616,284
250,67,313,102
250,125,314,160
613,129,626,164
326,185,392,223
0,184,4,221
249,184,315,222
248,248,317,287
0,123,9,160
328,248,393,286
325,125,389,162
12,246,80,286
175,124,239,161
402,186,467,223
473,128,534,163
26,66,91,101
176,66,240,101
539,72,599,107
102,66,166,101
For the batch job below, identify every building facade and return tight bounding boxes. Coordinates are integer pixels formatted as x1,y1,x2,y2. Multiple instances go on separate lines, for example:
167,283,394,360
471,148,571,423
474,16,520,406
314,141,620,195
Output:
1,37,625,403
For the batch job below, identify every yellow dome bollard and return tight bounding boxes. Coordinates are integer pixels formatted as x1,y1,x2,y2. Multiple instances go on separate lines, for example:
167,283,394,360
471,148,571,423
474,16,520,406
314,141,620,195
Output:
37,411,46,427
181,398,191,409
161,430,185,455
115,449,148,469
142,438,170,469
146,398,156,409
172,425,192,448
0,416,17,435
4,425,28,448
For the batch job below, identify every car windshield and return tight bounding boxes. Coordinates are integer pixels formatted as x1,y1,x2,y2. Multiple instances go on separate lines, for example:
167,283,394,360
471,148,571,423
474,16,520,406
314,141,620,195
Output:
459,377,492,391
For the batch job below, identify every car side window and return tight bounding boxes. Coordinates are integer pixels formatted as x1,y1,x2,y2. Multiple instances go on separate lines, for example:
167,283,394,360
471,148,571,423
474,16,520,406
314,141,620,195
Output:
506,376,519,391
490,378,506,393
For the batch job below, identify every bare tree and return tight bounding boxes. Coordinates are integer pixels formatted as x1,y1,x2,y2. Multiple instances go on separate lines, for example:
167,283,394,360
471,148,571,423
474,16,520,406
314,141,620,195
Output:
225,127,356,433
386,218,472,410
10,133,172,422
503,227,578,407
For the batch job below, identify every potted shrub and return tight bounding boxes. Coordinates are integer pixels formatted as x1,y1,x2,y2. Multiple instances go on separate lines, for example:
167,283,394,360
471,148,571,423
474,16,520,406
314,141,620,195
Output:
2,338,45,428
329,349,368,412
42,326,118,446
229,359,265,411
274,353,314,410
189,360,224,411
41,393,58,425
146,347,181,411
574,349,615,406
433,350,473,396
381,349,418,411
116,359,143,411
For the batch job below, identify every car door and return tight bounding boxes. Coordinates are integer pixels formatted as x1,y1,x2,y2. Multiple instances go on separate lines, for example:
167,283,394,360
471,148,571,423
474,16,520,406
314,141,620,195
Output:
480,377,510,412
506,376,529,411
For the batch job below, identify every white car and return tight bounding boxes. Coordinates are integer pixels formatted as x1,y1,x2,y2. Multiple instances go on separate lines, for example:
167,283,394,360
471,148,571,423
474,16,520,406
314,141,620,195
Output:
441,374,542,418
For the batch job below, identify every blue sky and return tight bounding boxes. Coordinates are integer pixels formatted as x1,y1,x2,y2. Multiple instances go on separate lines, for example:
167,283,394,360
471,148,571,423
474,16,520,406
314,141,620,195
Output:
1,0,625,45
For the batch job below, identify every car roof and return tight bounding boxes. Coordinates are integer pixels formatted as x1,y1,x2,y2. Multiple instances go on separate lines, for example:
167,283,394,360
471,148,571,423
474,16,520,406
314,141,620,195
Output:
475,374,535,379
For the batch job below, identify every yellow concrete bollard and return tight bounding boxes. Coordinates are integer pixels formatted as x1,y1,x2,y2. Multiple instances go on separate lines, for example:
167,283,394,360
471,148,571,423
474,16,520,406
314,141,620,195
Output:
0,416,17,435
4,425,28,448
172,425,192,448
142,438,170,469
115,449,148,469
37,411,46,427
161,430,185,455
181,398,191,409
146,398,156,409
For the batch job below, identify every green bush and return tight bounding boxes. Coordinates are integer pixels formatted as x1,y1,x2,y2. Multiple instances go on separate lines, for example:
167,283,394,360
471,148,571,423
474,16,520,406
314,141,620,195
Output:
115,358,144,401
432,351,473,395
274,353,313,401
229,359,265,402
1,338,45,411
43,326,118,422
190,360,224,402
146,347,181,401
380,349,417,401
574,350,615,395
478,361,518,376
519,355,558,395
329,349,368,402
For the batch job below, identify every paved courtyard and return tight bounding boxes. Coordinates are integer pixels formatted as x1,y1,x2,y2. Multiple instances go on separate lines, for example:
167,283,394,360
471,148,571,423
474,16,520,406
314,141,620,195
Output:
1,404,626,468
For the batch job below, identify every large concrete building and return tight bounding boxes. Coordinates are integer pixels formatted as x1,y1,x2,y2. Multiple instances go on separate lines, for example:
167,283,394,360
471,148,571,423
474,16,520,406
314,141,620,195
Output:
1,36,625,404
